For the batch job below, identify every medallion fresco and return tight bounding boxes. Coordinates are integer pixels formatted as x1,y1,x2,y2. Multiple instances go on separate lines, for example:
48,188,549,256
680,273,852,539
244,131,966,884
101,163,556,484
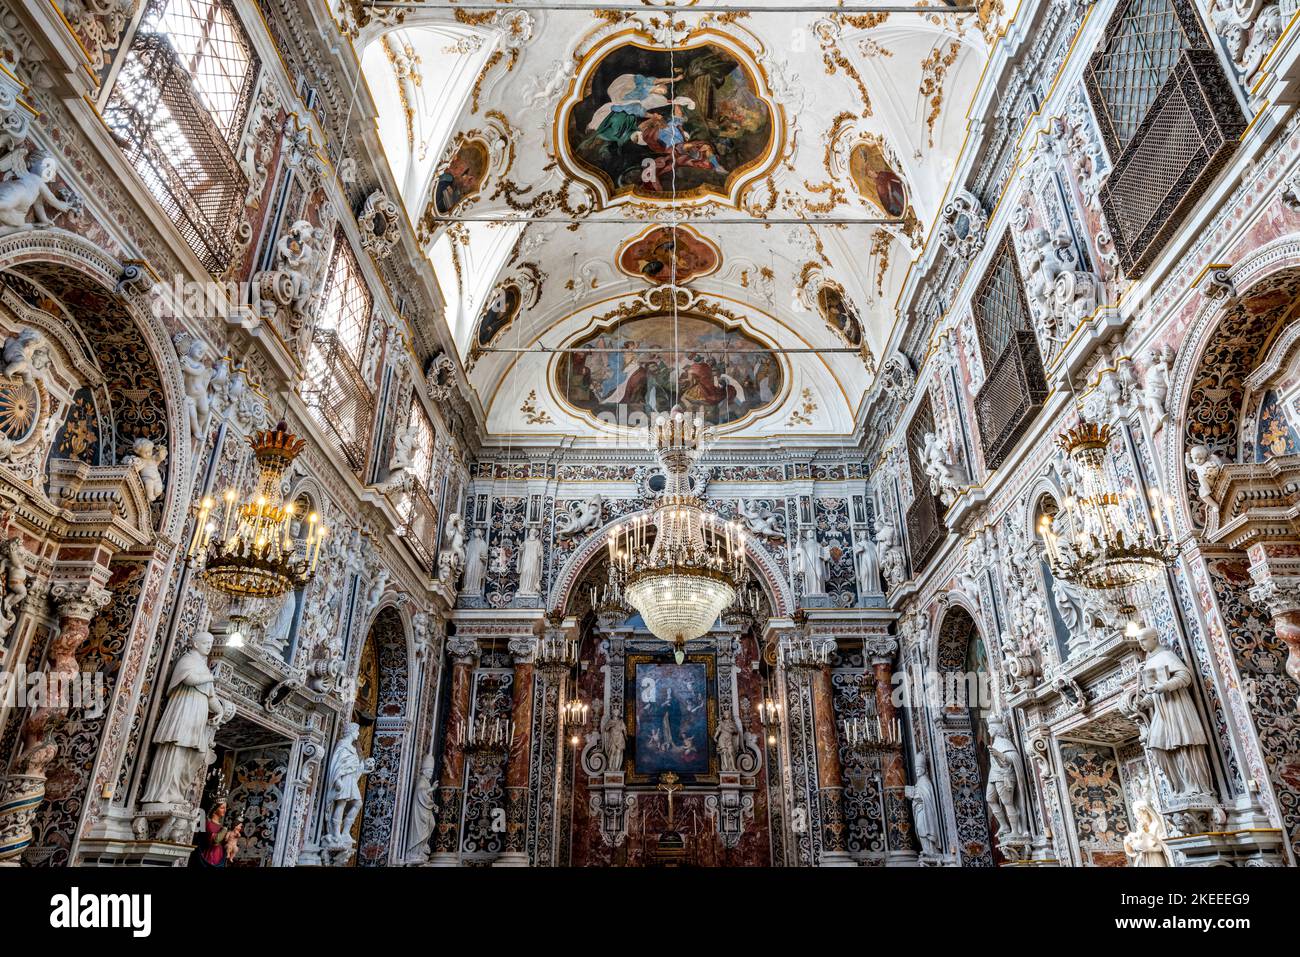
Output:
849,141,910,218
561,39,776,202
554,313,784,428
617,225,720,285
474,282,522,350
434,139,490,215
816,285,864,348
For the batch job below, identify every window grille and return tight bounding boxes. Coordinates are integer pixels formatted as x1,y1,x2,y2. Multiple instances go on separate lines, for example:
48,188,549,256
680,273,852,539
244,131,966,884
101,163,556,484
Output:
1085,0,1245,276
972,235,1048,470
304,327,375,477
318,235,372,366
905,394,946,574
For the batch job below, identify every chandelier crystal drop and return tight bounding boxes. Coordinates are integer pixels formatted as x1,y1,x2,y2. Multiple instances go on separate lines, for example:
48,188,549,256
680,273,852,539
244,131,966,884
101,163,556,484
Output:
1040,421,1175,593
187,420,328,601
612,409,746,662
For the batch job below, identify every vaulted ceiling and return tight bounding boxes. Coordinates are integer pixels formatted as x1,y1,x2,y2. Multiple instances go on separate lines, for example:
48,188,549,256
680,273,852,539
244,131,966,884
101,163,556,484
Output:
356,4,1004,446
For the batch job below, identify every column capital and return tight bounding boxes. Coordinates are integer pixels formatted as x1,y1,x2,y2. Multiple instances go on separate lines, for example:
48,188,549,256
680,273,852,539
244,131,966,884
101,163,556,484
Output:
50,581,112,622
446,636,481,664
508,636,539,664
865,636,899,664
1248,578,1300,618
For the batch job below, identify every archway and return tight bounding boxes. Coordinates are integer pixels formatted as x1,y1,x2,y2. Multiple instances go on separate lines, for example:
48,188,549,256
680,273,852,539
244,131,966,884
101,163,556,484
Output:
353,605,411,866
933,604,994,866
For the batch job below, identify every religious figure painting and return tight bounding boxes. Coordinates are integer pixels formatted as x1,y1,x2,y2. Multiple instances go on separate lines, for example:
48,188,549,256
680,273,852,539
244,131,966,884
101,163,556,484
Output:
816,285,863,348
434,139,489,215
554,313,784,428
475,282,522,349
563,41,774,201
1252,388,1300,461
849,141,909,218
627,655,717,782
617,225,720,285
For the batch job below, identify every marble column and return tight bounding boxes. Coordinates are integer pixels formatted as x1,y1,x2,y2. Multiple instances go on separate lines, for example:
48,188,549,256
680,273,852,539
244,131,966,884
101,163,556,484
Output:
496,635,536,866
809,656,852,865
869,638,915,864
0,582,111,865
429,635,479,866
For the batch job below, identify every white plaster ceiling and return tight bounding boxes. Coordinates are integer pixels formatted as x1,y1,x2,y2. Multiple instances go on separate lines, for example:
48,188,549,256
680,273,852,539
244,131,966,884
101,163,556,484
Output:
356,5,1002,446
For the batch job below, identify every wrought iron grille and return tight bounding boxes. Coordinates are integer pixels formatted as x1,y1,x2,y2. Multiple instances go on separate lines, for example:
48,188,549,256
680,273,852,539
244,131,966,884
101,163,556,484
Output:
1086,0,1245,277
975,330,1050,470
973,234,1034,371
905,393,946,574
400,481,440,571
105,31,250,275
319,234,373,366
304,328,375,476
140,0,259,140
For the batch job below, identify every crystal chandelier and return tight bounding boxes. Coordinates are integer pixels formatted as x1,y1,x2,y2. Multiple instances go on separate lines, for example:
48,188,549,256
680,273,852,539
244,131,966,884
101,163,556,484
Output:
187,421,328,602
1040,421,1175,593
611,410,746,663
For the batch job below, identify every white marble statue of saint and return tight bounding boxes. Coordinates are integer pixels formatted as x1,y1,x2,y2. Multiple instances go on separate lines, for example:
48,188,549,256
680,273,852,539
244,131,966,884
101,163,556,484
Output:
515,527,543,597
906,750,941,858
1124,795,1173,867
985,715,1029,840
799,528,829,595
462,528,488,595
141,631,232,808
853,535,881,596
715,712,741,772
325,721,375,846
1135,626,1213,798
600,712,626,772
406,754,438,862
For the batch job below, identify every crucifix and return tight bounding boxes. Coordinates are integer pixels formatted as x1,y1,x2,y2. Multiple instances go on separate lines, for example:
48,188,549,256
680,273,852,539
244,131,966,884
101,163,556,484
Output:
658,772,683,829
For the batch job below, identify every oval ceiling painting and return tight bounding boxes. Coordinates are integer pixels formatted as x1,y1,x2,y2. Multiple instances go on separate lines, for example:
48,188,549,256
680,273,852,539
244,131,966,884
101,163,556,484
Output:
554,313,784,428
849,141,909,218
561,38,777,203
617,225,720,285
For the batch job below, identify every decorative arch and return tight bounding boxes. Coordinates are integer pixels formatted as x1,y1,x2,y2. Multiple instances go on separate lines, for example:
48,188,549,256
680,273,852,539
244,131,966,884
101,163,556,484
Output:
546,510,794,618
931,603,994,866
0,229,188,535
353,603,412,866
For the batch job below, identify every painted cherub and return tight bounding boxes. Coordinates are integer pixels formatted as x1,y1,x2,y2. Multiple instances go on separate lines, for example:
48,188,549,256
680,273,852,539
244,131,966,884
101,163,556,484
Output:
126,437,167,503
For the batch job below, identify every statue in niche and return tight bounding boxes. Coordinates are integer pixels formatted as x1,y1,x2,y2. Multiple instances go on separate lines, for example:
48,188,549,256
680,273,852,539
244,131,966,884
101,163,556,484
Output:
141,632,234,809
0,535,29,642
516,527,543,596
0,149,78,229
1141,345,1174,430
985,715,1029,841
906,749,941,858
853,534,881,596
382,419,421,491
406,754,438,862
600,711,626,772
262,590,296,656
1134,626,1214,799
1185,444,1224,506
462,528,488,595
125,436,167,502
715,712,741,772
324,721,375,847
796,527,830,595
921,428,963,504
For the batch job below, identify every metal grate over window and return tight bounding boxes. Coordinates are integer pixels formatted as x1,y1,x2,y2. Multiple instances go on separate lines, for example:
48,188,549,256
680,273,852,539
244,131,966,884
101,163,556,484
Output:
318,234,372,366
304,328,375,476
906,393,937,501
905,393,947,574
1088,0,1189,153
973,234,1034,370
105,27,251,274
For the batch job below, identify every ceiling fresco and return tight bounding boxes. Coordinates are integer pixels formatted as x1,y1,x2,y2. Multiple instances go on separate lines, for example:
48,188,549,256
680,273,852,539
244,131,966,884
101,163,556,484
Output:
356,6,1004,444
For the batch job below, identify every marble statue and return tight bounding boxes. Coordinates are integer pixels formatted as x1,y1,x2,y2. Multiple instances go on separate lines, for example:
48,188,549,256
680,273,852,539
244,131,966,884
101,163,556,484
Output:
985,715,1029,840
324,721,375,846
140,632,233,808
906,750,941,858
1124,793,1173,867
556,495,602,539
462,528,488,595
921,429,963,504
715,712,741,772
600,712,626,772
175,335,214,442
1185,444,1224,505
364,568,388,617
262,591,296,656
442,513,466,561
1,326,46,387
1141,345,1174,429
125,437,167,503
0,149,76,228
516,527,543,596
797,527,830,595
0,535,28,643
406,754,438,861
384,420,421,488
1135,626,1213,798
853,536,882,596
739,499,782,538
877,513,905,588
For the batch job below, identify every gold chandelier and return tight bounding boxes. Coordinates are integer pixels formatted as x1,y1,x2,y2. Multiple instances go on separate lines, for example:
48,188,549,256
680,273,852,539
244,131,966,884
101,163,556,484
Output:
187,420,327,602
1040,421,1175,592
609,410,746,663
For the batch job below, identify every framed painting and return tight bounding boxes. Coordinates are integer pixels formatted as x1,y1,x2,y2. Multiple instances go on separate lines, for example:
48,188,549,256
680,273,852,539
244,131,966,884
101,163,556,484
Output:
625,653,718,784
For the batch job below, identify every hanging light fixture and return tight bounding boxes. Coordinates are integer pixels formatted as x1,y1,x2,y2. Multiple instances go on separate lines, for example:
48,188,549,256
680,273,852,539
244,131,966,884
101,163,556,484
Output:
1040,421,1175,593
611,410,746,663
188,420,327,603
